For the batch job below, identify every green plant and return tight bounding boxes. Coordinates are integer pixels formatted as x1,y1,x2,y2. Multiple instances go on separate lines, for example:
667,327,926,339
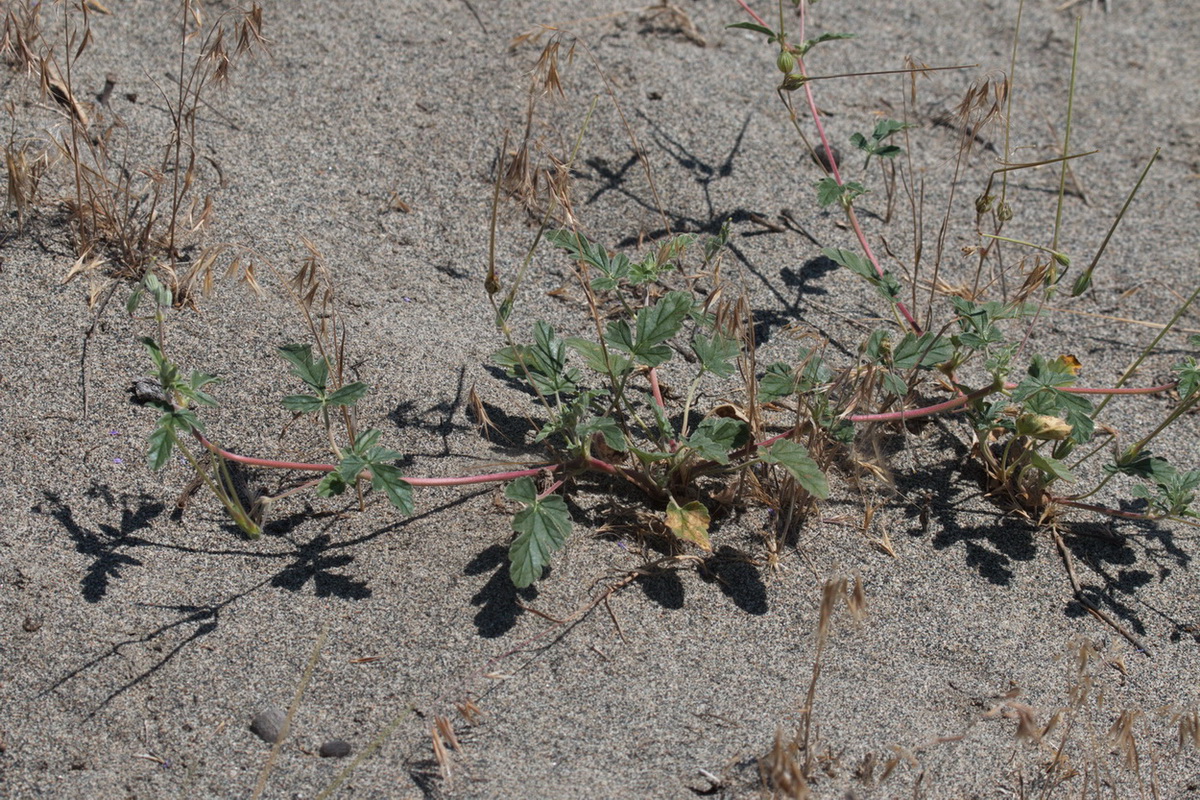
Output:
728,0,1200,541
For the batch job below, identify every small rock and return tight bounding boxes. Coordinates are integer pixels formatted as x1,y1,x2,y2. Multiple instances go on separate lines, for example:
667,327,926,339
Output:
250,707,287,744
129,376,170,407
812,144,842,173
319,739,352,758
22,616,41,633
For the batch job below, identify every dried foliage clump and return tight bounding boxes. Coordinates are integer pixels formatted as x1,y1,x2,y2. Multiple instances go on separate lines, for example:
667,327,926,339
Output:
9,0,267,307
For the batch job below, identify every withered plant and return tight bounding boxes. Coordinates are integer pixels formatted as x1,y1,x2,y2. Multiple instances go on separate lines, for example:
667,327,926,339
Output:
23,0,266,304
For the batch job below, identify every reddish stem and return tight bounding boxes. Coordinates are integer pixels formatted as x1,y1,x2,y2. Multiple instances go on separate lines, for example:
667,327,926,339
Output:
191,428,562,487
1051,498,1155,521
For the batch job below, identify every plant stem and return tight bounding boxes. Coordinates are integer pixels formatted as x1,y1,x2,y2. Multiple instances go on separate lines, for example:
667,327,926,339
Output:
189,427,564,487
1093,283,1200,418
783,0,923,334
1050,497,1156,521
846,381,998,424
173,429,260,536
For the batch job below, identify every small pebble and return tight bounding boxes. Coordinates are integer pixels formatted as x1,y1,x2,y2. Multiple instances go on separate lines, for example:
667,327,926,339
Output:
319,739,352,758
250,707,287,744
812,144,842,173
22,616,41,633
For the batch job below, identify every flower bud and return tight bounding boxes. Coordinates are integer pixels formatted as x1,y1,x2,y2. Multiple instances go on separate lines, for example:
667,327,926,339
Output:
776,50,796,74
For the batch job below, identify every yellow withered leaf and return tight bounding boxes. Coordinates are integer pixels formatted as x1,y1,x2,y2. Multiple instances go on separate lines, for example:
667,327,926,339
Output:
664,498,712,551
1055,354,1082,375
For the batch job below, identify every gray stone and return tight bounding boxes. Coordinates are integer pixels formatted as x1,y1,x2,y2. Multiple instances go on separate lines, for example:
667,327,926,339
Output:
250,707,287,744
319,739,351,758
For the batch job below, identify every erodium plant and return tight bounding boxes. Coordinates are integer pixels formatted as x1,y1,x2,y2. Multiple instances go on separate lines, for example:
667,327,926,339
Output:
128,0,1198,601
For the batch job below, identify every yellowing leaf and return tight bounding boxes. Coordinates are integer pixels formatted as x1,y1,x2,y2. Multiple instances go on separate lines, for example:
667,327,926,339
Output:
665,498,711,551
1055,354,1082,376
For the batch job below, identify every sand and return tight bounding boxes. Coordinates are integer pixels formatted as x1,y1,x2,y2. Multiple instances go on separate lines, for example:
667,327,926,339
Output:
2,0,1199,797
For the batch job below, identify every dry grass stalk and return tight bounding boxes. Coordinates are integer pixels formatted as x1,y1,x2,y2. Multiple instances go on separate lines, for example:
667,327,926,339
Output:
5,131,50,225
761,576,867,794
759,728,811,799
15,1,267,306
1107,709,1141,772
430,723,451,784
1,1,44,75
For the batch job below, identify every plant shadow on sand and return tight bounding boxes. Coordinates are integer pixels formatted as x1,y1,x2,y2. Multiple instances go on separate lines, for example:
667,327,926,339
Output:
31,484,494,716
892,440,1192,643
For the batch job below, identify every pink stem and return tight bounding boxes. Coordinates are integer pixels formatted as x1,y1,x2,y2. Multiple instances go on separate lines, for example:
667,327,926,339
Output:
191,428,564,487
734,0,768,27
647,367,679,452
846,383,995,423
788,3,922,335
1051,498,1154,521
648,367,666,409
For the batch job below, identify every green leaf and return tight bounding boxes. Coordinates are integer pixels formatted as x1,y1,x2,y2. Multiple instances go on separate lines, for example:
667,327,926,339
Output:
759,363,799,403
126,286,145,316
864,329,890,363
1028,450,1073,483
187,371,220,407
881,372,908,397
630,445,675,465
146,408,202,470
851,119,912,168
370,463,414,514
506,477,572,588
316,472,348,497
327,429,411,512
578,415,626,453
664,498,712,551
691,332,741,378
816,177,844,208
505,475,537,505
703,221,731,263
1107,450,1173,481
796,31,854,56
278,344,328,392
760,439,829,499
687,417,749,464
758,353,831,402
147,423,175,470
281,394,325,413
892,332,953,370
326,382,369,408
815,179,866,208
1011,356,1094,443
545,229,630,292
1174,356,1200,399
726,21,777,39
494,324,580,396
824,247,876,282
565,337,633,378
602,320,636,356
636,291,693,349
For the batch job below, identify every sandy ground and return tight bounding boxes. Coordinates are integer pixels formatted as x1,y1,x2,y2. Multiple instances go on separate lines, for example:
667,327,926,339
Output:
2,0,1200,797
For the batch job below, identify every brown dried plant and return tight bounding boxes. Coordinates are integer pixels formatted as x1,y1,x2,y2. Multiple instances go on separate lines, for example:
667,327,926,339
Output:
761,576,866,796
31,0,267,306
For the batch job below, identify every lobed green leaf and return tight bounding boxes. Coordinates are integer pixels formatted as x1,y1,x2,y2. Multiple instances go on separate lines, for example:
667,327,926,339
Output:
760,439,830,499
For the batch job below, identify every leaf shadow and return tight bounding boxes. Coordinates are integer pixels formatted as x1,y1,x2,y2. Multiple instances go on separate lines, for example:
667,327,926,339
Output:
34,487,166,603
465,544,539,638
